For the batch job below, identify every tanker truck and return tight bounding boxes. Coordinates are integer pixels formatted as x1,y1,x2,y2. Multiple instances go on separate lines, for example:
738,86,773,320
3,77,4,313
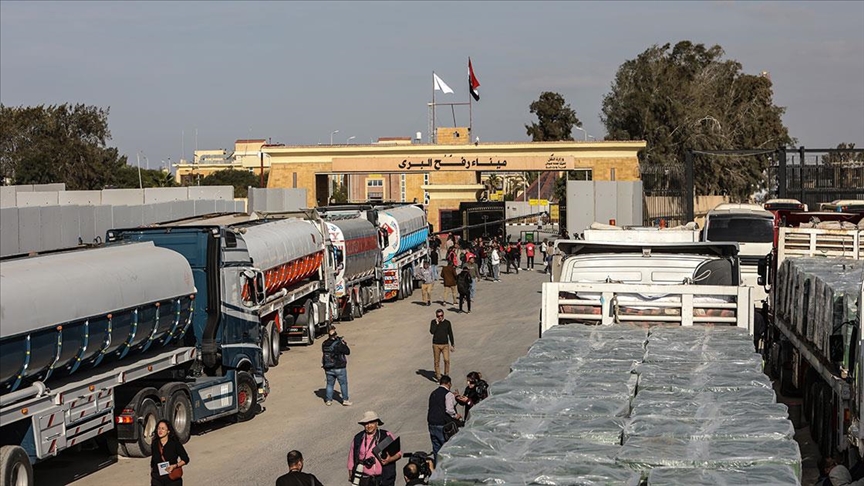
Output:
324,215,385,320
0,242,267,485
108,211,338,349
377,204,430,300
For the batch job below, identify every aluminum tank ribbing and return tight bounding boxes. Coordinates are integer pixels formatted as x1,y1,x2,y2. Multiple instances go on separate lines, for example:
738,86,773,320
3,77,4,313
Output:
0,243,196,394
378,205,429,263
242,218,325,294
325,219,380,295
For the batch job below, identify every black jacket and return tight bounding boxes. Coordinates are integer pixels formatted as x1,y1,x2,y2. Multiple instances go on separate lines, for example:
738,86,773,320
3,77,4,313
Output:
275,471,324,486
322,335,350,369
429,319,454,346
150,438,190,483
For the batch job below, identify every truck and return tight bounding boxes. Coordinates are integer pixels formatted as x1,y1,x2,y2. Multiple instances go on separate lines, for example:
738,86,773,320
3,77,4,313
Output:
0,241,267,485
544,240,754,334
759,205,864,461
108,210,339,349
319,203,429,302
582,221,701,244
324,214,385,320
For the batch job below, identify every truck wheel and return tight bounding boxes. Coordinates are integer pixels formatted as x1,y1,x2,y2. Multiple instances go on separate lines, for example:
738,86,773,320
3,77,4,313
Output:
260,327,272,372
396,279,405,301
166,391,193,444
407,269,415,296
269,324,281,366
353,289,364,319
122,397,159,458
373,283,384,309
235,372,258,423
0,445,33,486
307,303,317,345
343,295,355,322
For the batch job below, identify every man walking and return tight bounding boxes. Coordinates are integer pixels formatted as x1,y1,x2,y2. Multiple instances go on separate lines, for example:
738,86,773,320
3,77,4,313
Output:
525,241,535,270
440,261,458,305
276,450,323,486
427,375,462,463
417,260,435,306
464,255,480,301
348,411,402,486
489,245,501,282
429,309,454,381
321,327,351,406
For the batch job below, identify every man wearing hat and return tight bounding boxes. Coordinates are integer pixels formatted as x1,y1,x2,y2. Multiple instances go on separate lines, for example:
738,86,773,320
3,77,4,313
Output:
348,411,401,486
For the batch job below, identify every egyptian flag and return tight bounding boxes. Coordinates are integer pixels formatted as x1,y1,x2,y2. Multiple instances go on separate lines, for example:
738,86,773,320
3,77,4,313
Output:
468,58,481,101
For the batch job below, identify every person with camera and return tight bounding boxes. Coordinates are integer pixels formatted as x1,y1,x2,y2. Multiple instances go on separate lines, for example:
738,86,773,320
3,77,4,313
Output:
322,327,351,406
275,450,323,486
454,371,489,421
403,454,434,486
348,411,401,486
427,375,462,463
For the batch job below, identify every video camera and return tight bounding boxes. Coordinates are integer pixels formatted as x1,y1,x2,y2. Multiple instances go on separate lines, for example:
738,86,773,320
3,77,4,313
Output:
403,451,434,482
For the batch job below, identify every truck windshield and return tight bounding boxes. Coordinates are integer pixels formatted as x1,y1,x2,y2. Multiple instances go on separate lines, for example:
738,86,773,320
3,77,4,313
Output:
706,216,774,243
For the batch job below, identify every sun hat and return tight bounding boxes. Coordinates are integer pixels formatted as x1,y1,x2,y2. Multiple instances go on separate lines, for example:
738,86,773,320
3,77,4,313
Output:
358,411,383,425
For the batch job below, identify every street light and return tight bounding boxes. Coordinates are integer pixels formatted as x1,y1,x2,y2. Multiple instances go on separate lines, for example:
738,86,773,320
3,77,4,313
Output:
330,130,339,145
574,126,590,141
347,136,356,145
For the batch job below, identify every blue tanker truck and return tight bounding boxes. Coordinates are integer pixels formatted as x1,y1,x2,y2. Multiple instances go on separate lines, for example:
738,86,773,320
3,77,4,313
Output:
0,235,269,484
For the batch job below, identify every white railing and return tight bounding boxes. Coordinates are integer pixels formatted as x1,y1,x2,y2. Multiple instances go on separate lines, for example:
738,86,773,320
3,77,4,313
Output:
540,282,753,335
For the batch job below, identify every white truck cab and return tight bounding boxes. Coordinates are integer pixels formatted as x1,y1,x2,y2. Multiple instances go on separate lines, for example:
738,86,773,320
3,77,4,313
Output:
702,203,774,306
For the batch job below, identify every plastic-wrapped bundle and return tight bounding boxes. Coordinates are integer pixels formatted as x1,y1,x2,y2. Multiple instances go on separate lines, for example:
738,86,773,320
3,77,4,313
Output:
636,368,772,393
467,415,626,445
525,340,647,362
615,437,801,476
429,457,642,486
470,393,632,418
624,416,795,441
510,357,639,376
642,347,760,364
491,371,636,399
646,465,799,485
630,397,788,419
438,430,619,464
637,360,764,376
634,387,777,406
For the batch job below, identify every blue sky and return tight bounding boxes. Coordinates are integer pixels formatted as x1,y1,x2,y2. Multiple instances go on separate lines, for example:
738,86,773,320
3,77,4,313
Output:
1,1,862,170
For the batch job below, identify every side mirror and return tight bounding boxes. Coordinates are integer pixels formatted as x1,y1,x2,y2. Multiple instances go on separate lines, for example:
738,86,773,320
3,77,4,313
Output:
757,258,767,286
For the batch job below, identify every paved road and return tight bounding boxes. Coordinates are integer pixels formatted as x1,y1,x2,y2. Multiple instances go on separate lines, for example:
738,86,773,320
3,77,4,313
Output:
36,268,547,486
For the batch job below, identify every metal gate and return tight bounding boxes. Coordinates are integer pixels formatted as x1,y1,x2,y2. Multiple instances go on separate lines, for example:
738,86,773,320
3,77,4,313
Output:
769,146,864,209
640,162,691,227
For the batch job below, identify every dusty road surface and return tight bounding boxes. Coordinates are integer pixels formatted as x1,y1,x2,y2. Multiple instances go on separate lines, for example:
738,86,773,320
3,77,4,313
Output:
35,269,547,486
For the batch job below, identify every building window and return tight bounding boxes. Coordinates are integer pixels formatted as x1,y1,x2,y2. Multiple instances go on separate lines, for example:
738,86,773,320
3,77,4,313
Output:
571,169,593,181
367,178,384,201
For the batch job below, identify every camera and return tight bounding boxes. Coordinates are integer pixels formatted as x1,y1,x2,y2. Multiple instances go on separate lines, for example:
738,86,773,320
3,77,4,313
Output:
404,451,433,480
361,457,376,468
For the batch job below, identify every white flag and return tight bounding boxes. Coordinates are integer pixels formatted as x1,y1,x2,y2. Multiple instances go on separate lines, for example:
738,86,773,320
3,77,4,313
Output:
433,73,454,94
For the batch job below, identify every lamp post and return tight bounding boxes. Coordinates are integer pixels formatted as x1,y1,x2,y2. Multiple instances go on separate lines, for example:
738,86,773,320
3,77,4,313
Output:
330,130,339,145
482,215,489,238
347,136,356,145
574,126,589,141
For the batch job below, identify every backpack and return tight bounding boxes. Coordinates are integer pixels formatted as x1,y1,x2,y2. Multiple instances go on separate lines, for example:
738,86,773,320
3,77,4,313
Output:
322,339,343,369
474,380,489,400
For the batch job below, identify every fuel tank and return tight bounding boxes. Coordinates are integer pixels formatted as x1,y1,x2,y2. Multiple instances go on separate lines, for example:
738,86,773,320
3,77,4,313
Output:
242,218,326,294
378,205,429,263
0,242,196,394
325,218,380,296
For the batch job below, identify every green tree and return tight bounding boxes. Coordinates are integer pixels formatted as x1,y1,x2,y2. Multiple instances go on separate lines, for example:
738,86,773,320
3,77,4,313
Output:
601,41,793,201
0,103,129,189
199,169,265,198
112,165,177,189
525,92,581,142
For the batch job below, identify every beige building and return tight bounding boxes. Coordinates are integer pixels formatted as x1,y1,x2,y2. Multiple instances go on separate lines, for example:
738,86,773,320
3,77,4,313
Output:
173,129,647,230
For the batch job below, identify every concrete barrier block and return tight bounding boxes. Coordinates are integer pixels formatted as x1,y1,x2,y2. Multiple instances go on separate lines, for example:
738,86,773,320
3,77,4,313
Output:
144,202,174,224
0,207,19,256
33,183,65,192
112,205,134,229
78,206,97,244
188,186,233,201
175,200,195,220
0,186,17,208
94,206,114,240
144,187,188,204
60,205,81,248
14,185,34,193
215,199,229,213
234,200,246,213
59,190,102,206
40,206,63,252
102,189,144,206
284,189,307,211
17,192,59,207
17,206,42,253
194,200,217,215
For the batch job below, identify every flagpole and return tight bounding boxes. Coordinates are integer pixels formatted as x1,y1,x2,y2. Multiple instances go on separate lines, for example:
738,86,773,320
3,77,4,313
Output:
432,71,436,144
468,58,473,138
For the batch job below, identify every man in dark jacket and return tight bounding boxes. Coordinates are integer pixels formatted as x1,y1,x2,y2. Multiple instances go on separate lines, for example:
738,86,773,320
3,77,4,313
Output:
427,375,462,463
440,261,458,305
275,450,323,486
429,309,454,381
322,327,351,406
456,267,472,314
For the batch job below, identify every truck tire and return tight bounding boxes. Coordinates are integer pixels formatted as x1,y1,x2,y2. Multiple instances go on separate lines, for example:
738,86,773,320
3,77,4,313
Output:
121,397,159,458
235,372,258,423
353,289,364,319
343,294,355,322
269,324,281,366
307,302,317,345
396,279,405,301
260,327,272,372
166,391,193,444
373,283,384,309
0,445,33,486
406,269,415,297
